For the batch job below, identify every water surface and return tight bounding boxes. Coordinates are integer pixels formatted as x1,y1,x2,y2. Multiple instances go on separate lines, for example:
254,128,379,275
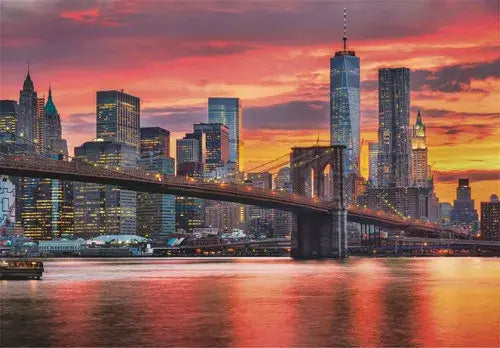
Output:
1,257,499,347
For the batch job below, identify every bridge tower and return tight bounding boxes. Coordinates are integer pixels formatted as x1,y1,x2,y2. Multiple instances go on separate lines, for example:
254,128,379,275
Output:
290,145,347,259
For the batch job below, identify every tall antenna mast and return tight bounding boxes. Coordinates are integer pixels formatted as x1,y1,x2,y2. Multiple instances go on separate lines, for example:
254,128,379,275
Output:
343,8,347,51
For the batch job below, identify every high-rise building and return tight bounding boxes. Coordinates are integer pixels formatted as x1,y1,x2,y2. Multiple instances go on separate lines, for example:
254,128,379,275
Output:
137,127,175,239
450,179,479,234
480,194,499,241
0,100,18,149
330,9,360,176
35,97,45,153
140,127,170,158
73,141,137,237
377,67,411,187
412,110,429,187
273,167,293,237
96,90,140,148
368,142,378,186
175,134,205,233
17,70,37,152
439,202,453,226
42,87,68,158
192,123,229,172
208,98,241,169
245,172,273,237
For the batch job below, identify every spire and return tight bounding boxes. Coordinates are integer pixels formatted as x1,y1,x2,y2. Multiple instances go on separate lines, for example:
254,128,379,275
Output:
343,8,347,51
44,85,58,116
22,66,34,92
416,110,424,127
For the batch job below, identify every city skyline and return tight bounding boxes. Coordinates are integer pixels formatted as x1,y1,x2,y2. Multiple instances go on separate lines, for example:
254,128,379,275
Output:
0,1,498,209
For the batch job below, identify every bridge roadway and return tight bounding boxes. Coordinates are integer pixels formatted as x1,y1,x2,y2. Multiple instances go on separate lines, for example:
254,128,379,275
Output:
0,154,466,238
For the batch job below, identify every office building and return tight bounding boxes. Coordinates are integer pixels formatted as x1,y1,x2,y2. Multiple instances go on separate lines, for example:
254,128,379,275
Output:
175,133,205,233
137,127,175,239
0,178,16,232
42,87,68,158
330,9,360,176
0,100,18,151
480,194,499,241
17,70,37,152
377,67,411,187
35,97,45,153
192,123,229,172
368,142,378,186
140,127,170,158
245,172,273,237
450,179,479,234
412,110,429,187
73,141,137,237
273,167,293,237
208,97,241,169
96,90,140,148
439,202,453,226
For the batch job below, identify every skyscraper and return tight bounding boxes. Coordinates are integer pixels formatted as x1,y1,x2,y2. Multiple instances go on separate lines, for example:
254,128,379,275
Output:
137,127,175,239
96,90,140,148
273,167,293,237
208,97,241,169
42,87,68,157
0,100,18,148
480,194,499,241
17,70,37,152
330,9,360,175
368,142,378,186
412,110,429,187
193,123,229,172
377,67,411,187
140,127,170,158
73,141,137,236
175,134,204,233
450,179,479,234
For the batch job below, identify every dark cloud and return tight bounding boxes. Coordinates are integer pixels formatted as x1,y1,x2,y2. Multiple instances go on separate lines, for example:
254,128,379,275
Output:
63,112,95,133
1,1,496,69
243,100,328,130
434,169,500,183
140,105,206,132
411,59,500,93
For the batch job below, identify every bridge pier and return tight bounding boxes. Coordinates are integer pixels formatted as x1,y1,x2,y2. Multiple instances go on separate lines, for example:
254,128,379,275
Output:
291,209,347,259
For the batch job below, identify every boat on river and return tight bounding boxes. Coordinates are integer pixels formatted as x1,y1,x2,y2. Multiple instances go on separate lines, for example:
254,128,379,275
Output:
0,260,44,279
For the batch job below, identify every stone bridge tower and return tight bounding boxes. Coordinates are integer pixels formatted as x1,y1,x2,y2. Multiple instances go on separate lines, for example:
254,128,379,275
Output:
290,145,347,258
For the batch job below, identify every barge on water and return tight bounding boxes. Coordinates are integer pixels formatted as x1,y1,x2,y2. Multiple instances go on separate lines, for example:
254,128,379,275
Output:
0,260,44,280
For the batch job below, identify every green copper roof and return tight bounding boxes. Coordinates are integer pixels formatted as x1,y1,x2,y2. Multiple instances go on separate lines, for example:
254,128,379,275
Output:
44,87,58,115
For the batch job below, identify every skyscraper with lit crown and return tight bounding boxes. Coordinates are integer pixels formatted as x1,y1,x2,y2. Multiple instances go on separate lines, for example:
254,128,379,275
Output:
412,110,429,187
17,69,37,152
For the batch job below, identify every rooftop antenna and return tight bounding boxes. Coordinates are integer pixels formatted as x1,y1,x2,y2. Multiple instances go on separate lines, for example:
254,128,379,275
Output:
343,8,347,51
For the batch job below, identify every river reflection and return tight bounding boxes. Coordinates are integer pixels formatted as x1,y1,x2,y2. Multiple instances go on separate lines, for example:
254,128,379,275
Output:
1,257,498,347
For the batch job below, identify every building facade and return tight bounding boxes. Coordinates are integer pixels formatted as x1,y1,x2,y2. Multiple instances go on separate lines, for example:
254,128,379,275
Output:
480,194,499,241
208,98,241,169
245,172,274,237
73,141,137,237
137,127,175,239
140,127,170,158
17,70,37,153
368,141,378,187
377,67,411,188
273,167,293,237
412,110,429,187
96,90,140,149
192,123,229,172
450,179,479,234
330,18,360,176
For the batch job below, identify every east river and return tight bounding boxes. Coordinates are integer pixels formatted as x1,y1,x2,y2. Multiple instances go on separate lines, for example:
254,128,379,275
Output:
1,257,499,347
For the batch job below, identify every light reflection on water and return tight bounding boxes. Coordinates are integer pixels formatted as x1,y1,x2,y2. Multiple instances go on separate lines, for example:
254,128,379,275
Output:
1,257,499,347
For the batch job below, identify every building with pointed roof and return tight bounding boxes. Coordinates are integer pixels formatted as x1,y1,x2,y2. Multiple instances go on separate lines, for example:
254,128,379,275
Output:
17,69,37,152
412,110,430,187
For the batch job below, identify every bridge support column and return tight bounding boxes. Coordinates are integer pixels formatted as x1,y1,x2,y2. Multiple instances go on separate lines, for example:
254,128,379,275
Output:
291,209,347,259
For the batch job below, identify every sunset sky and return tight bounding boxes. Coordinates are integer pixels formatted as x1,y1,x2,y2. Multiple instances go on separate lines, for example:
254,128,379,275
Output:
0,0,498,208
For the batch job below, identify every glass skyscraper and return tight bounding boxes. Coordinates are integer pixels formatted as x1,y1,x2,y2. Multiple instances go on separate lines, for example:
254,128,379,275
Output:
330,22,360,175
208,98,241,169
137,127,175,239
96,90,140,149
377,67,411,187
